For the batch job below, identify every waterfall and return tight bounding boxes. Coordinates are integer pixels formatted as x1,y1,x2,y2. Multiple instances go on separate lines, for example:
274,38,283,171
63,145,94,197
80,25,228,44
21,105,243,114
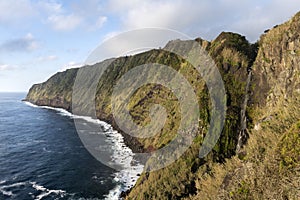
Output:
236,70,252,153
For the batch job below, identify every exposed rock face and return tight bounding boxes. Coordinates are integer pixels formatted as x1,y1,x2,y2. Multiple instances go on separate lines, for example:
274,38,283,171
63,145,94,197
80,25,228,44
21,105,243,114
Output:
25,11,300,200
252,12,300,109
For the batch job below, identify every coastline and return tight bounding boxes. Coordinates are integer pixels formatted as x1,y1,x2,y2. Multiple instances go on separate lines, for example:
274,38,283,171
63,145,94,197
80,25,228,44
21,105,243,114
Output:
23,100,144,200
22,98,145,153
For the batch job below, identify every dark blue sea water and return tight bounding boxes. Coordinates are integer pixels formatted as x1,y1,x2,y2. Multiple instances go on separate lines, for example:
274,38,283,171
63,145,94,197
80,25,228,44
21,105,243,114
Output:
0,93,142,200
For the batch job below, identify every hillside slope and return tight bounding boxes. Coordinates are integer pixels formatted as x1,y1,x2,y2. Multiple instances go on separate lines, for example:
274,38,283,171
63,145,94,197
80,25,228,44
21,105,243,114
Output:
25,11,300,200
183,12,300,200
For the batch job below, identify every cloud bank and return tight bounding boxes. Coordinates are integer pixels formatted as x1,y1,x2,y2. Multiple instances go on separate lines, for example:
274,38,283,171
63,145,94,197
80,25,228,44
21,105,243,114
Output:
107,0,300,41
1,0,300,41
0,33,39,52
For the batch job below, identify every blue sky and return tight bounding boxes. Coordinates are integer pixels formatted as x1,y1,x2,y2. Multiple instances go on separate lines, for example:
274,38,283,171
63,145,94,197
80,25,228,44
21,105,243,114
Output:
1,0,300,92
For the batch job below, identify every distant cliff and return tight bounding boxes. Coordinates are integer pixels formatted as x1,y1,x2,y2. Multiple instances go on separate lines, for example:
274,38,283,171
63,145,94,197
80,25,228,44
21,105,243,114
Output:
26,11,300,200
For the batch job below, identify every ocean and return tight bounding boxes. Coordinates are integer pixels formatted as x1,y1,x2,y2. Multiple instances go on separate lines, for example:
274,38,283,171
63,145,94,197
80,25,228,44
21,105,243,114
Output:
0,93,143,200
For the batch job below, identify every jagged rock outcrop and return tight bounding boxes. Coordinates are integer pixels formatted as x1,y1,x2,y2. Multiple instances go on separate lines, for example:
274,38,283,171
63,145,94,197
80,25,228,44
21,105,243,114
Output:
252,12,300,109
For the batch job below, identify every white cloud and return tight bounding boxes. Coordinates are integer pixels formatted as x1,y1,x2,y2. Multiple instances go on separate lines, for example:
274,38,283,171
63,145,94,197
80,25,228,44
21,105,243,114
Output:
37,55,58,62
47,14,83,31
108,0,212,30
42,0,107,32
0,0,35,24
228,0,300,41
106,0,300,42
108,0,141,12
95,16,107,29
87,16,108,31
126,3,177,28
0,0,107,32
39,0,82,31
25,33,39,51
37,1,62,14
0,33,39,52
0,64,16,71
38,1,80,31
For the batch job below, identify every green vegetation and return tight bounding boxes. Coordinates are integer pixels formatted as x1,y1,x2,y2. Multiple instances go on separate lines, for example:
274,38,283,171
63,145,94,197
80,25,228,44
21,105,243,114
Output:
279,121,300,170
26,11,300,200
26,68,78,110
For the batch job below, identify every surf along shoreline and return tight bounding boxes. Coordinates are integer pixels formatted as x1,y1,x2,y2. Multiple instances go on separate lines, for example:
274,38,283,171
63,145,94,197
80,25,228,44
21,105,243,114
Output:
23,100,144,199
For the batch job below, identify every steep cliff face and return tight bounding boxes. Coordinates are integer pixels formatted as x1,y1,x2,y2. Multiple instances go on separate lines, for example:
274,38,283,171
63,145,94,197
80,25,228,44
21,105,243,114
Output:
209,32,257,159
126,32,258,199
26,33,255,158
25,11,300,200
252,12,300,109
26,68,78,111
248,12,300,145
187,12,300,200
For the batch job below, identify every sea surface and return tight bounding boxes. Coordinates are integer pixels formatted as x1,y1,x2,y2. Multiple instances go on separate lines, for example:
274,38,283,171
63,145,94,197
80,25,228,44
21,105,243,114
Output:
0,93,143,200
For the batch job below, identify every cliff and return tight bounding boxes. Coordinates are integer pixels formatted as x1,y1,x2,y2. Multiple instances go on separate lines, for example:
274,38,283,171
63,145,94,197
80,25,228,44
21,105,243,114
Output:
25,11,300,200
185,12,300,200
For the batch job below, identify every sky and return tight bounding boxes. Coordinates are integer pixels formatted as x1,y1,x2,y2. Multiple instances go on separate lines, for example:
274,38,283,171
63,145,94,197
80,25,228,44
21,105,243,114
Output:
0,0,300,92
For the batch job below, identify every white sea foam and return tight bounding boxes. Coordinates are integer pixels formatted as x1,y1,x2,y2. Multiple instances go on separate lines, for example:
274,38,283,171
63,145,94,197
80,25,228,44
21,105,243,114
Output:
1,182,27,188
103,127,144,200
105,185,122,200
0,181,27,197
30,182,67,200
0,188,13,197
30,182,46,191
24,101,145,199
0,180,12,197
24,101,38,108
0,181,69,199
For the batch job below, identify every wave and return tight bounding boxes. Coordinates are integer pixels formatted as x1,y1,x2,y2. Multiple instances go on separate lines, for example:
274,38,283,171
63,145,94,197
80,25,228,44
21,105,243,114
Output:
24,101,144,200
0,180,12,197
1,182,27,188
103,128,144,200
30,182,67,200
0,180,77,200
0,188,13,197
25,102,111,126
24,101,39,108
0,181,28,197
